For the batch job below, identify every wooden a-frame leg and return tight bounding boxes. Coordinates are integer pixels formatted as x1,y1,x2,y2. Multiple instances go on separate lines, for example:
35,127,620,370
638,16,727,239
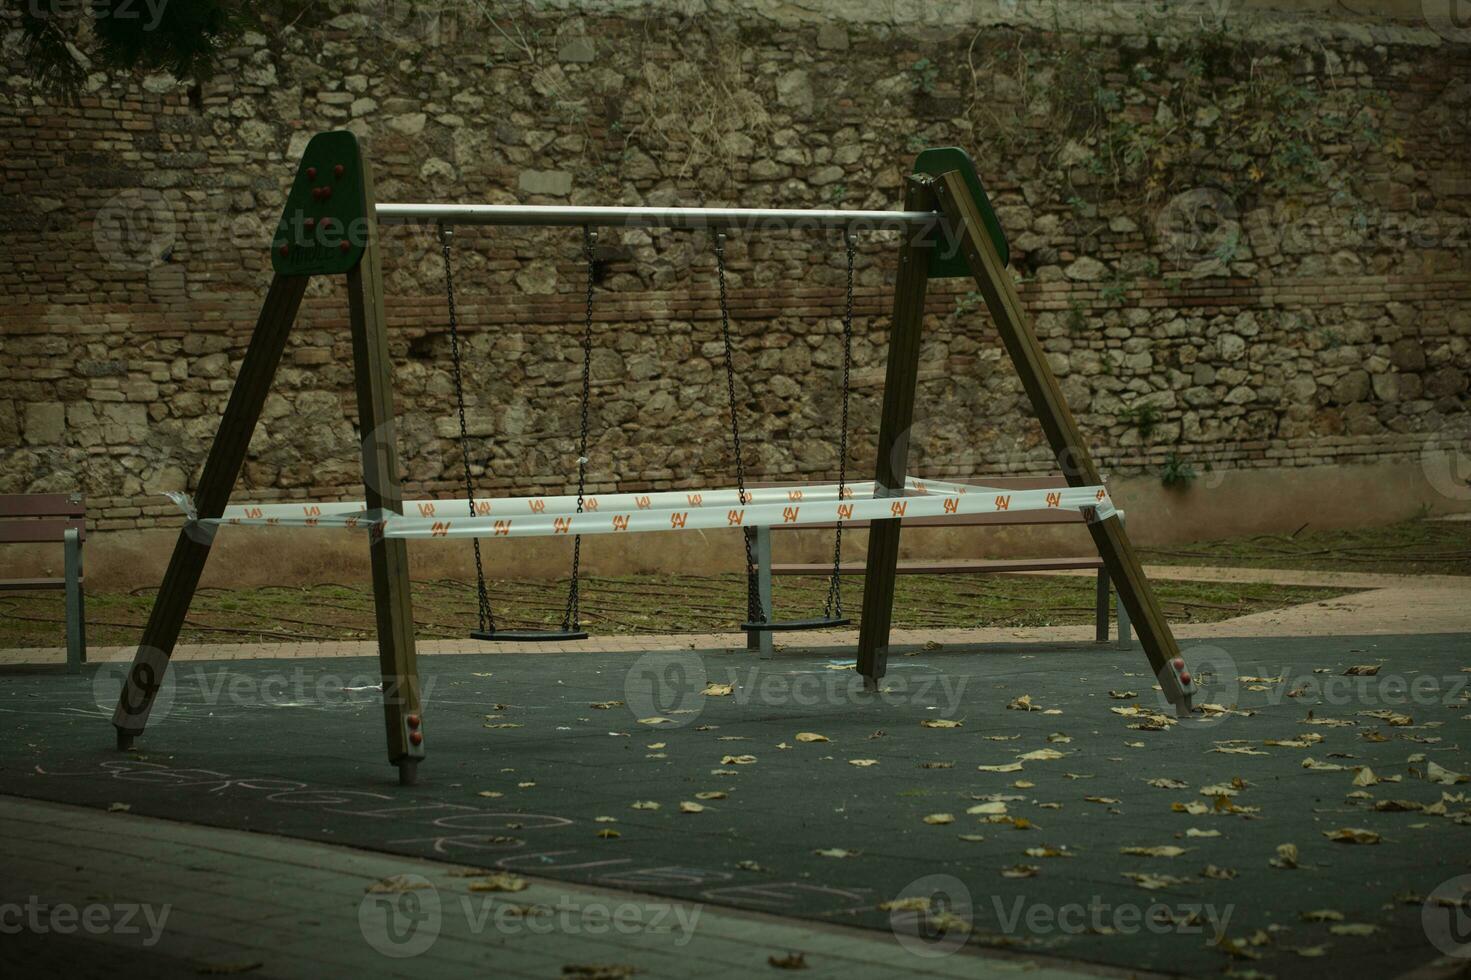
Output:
112,274,310,744
346,219,424,785
856,177,935,689
932,170,1193,713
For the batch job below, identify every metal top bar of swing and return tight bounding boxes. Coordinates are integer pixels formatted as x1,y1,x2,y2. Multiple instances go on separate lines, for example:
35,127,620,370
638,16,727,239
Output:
375,203,940,231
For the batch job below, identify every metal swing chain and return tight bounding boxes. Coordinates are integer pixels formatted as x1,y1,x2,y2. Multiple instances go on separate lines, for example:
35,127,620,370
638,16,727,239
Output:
824,230,856,620
439,224,495,634
560,227,596,633
713,233,762,625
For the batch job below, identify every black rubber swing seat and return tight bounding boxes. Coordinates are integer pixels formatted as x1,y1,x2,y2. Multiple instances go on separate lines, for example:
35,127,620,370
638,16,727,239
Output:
470,629,590,642
741,617,851,633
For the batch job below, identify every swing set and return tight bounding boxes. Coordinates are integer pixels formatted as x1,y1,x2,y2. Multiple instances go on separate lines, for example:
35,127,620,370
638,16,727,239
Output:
115,131,1196,784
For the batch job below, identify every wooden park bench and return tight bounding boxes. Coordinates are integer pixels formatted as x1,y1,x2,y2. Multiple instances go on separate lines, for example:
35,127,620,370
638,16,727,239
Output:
0,493,87,671
746,476,1131,658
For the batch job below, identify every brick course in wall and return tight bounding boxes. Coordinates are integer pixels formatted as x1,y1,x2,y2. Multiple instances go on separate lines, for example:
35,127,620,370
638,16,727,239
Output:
1,3,1468,535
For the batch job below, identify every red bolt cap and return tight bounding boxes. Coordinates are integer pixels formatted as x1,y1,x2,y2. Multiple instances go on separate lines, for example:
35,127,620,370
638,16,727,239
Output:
304,217,316,229
277,244,288,256
338,240,351,253
1179,671,1192,686
334,164,345,178
1172,657,1185,670
306,166,317,179
320,185,333,200
409,731,424,746
406,714,420,728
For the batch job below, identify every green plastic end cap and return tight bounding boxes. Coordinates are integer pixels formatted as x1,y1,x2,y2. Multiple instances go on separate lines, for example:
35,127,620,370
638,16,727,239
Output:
911,146,1010,276
271,131,370,277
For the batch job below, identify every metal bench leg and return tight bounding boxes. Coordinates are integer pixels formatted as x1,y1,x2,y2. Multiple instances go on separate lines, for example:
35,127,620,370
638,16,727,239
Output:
64,528,85,672
1095,566,1110,643
754,525,774,660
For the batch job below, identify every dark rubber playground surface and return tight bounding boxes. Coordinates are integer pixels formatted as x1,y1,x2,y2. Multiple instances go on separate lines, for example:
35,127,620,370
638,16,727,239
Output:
2,634,1468,977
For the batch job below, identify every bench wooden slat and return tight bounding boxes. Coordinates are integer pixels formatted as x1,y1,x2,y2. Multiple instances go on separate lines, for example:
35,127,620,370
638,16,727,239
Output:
773,556,1104,576
0,577,72,591
0,519,87,544
0,493,85,518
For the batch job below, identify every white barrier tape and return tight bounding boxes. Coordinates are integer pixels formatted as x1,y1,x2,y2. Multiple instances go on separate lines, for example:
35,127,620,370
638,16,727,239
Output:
377,484,1115,540
163,479,1120,536
169,480,901,525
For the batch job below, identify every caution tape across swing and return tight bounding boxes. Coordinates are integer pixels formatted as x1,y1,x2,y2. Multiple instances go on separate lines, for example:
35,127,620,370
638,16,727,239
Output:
166,477,1117,540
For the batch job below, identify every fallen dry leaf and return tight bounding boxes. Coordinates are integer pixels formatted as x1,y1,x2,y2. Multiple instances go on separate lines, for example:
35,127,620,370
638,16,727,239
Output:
1269,844,1301,869
1329,923,1379,936
1322,827,1380,844
923,813,955,825
795,732,829,743
1001,864,1040,878
679,801,706,814
1121,871,1187,890
813,848,858,858
1121,845,1187,858
702,683,734,697
848,759,879,767
977,762,1025,773
920,718,963,729
366,874,432,894
467,872,528,893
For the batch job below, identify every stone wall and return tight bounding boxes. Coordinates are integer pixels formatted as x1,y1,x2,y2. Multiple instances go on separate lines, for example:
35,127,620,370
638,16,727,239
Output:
1,0,1469,545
